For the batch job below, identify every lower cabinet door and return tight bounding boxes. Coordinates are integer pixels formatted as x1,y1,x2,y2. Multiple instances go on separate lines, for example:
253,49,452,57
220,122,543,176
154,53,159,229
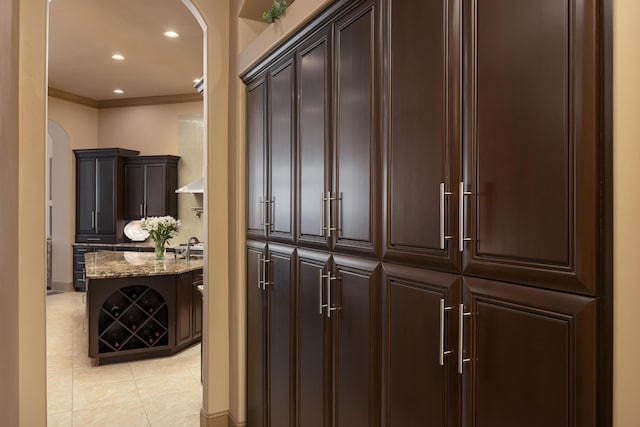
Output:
382,263,461,427
462,277,597,427
175,272,192,348
332,255,381,427
296,248,332,427
247,241,267,427
267,244,296,427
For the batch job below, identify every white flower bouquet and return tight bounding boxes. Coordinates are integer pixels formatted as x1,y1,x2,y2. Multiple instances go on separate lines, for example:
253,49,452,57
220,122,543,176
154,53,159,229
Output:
140,216,181,259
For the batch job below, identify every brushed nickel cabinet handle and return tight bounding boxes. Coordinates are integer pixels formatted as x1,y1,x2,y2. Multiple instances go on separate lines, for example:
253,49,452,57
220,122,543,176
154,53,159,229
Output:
91,211,95,229
320,192,326,236
327,273,339,317
140,204,144,217
319,270,328,315
440,183,453,249
458,182,472,252
458,304,472,374
439,298,453,366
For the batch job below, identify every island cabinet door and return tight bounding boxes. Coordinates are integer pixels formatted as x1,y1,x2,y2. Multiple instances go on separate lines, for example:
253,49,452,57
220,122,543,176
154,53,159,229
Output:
247,240,268,427
175,271,193,349
332,2,380,258
382,263,461,427
461,0,601,296
461,277,597,427
382,0,461,273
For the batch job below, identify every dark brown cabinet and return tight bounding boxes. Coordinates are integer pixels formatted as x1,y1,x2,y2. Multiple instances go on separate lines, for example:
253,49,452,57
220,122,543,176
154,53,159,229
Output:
124,155,179,220
460,0,601,296
244,0,610,425
246,58,296,244
74,148,139,243
382,263,461,427
246,241,296,427
382,0,461,272
461,277,597,427
297,248,381,427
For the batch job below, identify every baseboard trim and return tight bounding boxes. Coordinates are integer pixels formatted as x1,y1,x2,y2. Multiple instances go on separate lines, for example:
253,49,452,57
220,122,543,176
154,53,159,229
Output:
200,409,246,427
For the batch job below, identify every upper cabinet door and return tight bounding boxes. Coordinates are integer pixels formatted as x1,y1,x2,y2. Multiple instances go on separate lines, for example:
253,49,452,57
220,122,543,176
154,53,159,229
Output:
124,163,145,219
268,58,296,244
95,157,116,235
296,28,332,250
247,76,268,241
333,3,380,257
76,157,97,234
382,0,461,272
144,163,168,218
462,0,601,295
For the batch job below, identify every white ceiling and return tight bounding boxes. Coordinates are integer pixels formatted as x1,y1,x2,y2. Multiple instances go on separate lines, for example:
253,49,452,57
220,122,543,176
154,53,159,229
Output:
48,0,203,101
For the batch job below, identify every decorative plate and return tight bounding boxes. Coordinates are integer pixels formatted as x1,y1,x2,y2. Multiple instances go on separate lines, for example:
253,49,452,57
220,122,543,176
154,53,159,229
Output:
124,220,150,242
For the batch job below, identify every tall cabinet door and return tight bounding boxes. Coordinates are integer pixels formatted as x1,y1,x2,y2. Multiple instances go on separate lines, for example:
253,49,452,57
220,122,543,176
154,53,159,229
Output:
95,157,116,235
267,243,296,427
296,28,332,251
333,3,380,257
382,0,461,272
247,76,268,241
462,0,601,295
268,58,296,243
296,248,332,427
76,157,97,235
247,241,267,427
382,263,461,427
461,277,597,427
332,255,381,427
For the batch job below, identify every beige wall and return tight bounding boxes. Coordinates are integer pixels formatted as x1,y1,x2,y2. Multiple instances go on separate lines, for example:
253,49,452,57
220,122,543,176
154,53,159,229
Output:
613,0,640,425
48,97,99,149
97,101,202,154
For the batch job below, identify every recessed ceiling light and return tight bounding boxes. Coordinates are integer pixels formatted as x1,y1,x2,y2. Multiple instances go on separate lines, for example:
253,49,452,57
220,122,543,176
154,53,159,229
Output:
111,54,125,61
113,89,124,94
163,31,180,38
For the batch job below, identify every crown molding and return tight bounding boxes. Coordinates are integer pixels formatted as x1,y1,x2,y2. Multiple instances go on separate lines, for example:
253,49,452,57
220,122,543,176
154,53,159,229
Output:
48,87,202,109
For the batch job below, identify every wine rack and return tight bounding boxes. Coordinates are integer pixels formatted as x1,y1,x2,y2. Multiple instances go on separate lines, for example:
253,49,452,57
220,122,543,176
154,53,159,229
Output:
98,285,169,353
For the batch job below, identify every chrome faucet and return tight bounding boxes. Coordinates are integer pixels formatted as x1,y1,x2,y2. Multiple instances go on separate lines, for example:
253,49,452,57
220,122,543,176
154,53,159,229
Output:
186,236,200,262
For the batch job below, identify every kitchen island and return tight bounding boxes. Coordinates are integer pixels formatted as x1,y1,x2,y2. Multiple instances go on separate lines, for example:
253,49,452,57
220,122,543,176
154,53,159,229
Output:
85,251,203,364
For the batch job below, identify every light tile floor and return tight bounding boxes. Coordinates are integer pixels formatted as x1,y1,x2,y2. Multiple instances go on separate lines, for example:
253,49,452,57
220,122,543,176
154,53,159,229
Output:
47,291,202,427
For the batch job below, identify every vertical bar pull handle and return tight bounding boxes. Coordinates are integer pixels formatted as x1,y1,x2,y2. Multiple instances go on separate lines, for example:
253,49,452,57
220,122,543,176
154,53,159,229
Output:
439,299,453,366
440,183,453,249
140,204,144,217
319,270,328,315
326,191,333,238
458,182,473,252
262,257,270,289
259,197,265,230
269,197,275,232
91,211,95,229
320,192,326,236
258,256,263,289
458,304,472,374
327,273,339,317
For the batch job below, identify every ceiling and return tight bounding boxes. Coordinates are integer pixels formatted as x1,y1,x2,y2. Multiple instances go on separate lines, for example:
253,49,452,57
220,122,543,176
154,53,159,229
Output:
48,0,203,101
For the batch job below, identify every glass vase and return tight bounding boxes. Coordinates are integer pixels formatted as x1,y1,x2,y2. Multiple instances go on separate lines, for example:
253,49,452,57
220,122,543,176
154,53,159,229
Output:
154,240,166,260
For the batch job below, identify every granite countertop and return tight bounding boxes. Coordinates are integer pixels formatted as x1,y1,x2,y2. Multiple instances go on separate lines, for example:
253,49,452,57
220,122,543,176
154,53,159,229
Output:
74,242,156,249
85,251,203,279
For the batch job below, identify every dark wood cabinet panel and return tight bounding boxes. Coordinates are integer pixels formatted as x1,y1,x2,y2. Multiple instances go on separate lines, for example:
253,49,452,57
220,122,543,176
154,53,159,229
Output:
382,263,460,427
296,248,332,427
296,28,332,250
382,0,461,272
124,164,145,219
333,4,380,257
75,148,138,243
269,59,296,244
247,77,268,241
332,254,381,427
462,276,597,427
175,272,193,348
247,241,267,427
76,157,97,235
267,243,296,427
462,0,601,295
124,156,179,220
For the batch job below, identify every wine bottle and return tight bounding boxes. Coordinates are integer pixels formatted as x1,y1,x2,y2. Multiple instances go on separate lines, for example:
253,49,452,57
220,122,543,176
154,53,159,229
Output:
129,289,138,300
147,335,154,345
111,333,121,349
130,322,138,331
110,305,120,318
